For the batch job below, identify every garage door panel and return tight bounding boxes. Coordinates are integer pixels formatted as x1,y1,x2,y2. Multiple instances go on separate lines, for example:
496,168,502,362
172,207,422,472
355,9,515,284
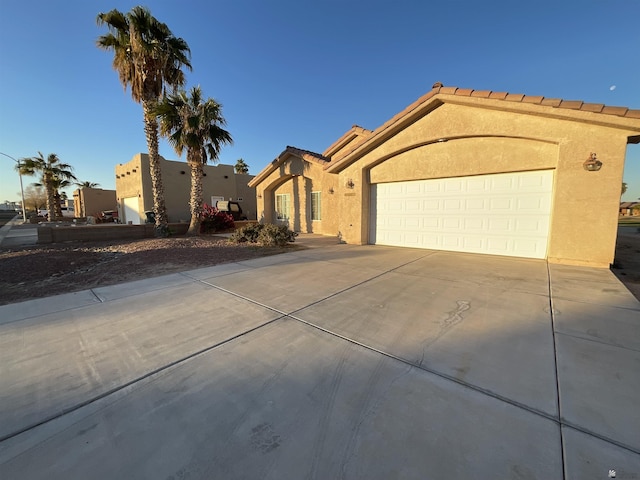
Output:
466,177,488,191
464,218,484,230
425,183,442,193
514,218,549,234
489,198,513,210
424,200,440,211
464,198,487,209
443,199,462,211
371,170,553,259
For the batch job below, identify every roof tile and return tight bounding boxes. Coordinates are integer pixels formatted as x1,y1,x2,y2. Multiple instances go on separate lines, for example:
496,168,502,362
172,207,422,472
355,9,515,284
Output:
540,98,562,107
489,92,508,100
286,146,329,163
455,88,474,96
601,106,629,116
470,90,492,98
505,93,525,102
439,86,458,94
580,103,605,113
626,110,640,119
558,100,584,110
521,95,544,104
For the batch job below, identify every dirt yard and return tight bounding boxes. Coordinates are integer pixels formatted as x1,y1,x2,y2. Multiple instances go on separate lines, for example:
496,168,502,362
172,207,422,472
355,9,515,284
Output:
611,228,640,301
0,236,297,306
1,230,639,306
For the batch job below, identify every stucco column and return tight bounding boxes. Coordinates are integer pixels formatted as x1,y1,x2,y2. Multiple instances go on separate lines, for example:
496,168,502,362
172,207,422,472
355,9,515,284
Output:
338,168,368,244
548,136,628,267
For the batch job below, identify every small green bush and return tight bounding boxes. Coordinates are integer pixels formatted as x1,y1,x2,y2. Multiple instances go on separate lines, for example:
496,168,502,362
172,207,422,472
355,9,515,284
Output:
231,223,297,246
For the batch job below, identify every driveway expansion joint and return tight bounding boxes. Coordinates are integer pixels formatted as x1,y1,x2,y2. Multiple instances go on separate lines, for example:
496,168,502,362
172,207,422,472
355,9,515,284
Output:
547,262,567,480
554,330,640,353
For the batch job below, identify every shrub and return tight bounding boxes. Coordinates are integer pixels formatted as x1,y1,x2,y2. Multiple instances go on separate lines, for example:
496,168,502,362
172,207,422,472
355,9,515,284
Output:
200,203,235,233
230,222,263,243
230,223,297,246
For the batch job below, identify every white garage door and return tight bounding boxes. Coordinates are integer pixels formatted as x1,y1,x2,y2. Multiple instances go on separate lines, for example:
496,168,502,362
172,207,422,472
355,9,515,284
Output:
370,170,554,259
122,197,141,225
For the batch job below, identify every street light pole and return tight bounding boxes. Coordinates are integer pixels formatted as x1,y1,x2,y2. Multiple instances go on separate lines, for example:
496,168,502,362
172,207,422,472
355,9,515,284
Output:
0,152,28,223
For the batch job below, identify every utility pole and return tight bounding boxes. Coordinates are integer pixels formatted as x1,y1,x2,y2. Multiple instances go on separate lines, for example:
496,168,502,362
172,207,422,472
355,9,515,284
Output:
0,152,28,222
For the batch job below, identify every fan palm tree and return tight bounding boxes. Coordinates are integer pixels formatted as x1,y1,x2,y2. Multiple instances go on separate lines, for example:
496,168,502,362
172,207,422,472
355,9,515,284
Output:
33,175,74,218
155,86,233,235
75,180,101,188
97,6,191,236
18,152,76,220
234,158,249,174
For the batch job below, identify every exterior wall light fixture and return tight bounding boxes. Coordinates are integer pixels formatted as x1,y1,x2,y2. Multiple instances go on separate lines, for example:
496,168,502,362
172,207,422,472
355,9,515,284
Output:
346,179,355,189
257,193,262,199
328,187,334,194
583,152,602,171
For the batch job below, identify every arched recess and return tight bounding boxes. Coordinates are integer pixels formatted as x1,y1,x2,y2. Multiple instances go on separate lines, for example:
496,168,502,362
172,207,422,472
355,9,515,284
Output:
367,135,558,184
361,135,559,252
261,155,312,232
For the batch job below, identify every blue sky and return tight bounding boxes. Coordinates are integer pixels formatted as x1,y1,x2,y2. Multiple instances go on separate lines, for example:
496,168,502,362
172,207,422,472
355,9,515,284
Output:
1,0,639,204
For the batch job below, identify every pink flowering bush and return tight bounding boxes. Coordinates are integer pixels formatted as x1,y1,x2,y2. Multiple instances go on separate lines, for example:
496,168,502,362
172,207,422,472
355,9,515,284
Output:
200,203,234,233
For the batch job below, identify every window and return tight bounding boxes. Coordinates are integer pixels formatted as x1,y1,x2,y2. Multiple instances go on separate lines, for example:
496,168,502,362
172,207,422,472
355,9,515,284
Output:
311,192,321,221
275,194,290,220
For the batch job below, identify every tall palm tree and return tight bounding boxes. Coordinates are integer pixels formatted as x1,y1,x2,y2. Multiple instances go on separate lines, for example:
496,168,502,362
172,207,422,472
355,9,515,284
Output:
155,86,232,235
18,152,76,220
96,6,191,236
75,180,101,188
234,158,249,174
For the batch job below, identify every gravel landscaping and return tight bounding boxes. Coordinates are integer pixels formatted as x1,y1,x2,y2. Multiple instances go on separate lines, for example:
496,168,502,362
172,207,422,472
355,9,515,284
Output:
0,236,297,306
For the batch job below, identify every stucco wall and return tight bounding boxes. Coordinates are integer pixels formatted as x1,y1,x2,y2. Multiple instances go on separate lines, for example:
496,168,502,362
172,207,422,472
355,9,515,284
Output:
73,187,117,217
115,154,257,223
255,156,338,234
332,101,636,267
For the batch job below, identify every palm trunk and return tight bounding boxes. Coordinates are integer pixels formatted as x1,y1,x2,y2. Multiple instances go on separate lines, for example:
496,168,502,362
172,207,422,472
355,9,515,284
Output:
54,192,63,219
187,151,204,236
44,175,56,222
142,99,169,237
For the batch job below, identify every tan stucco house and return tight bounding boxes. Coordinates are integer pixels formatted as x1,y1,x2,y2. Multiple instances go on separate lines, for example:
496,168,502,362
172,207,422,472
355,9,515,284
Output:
116,153,256,224
72,187,117,218
250,83,640,267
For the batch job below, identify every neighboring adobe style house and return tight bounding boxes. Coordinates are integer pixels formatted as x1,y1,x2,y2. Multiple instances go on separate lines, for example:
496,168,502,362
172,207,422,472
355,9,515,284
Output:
250,83,640,267
116,153,256,224
72,187,117,218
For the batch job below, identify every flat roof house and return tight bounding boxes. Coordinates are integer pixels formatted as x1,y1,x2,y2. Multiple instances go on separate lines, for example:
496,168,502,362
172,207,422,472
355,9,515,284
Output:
116,153,256,225
250,83,640,267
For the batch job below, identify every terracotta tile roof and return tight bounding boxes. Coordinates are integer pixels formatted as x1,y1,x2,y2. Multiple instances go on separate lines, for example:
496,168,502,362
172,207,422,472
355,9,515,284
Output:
431,84,640,119
247,145,329,188
284,146,330,163
322,125,373,158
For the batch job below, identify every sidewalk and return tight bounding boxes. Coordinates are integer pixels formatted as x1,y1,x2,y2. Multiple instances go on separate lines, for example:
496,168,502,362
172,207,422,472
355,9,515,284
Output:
0,215,38,248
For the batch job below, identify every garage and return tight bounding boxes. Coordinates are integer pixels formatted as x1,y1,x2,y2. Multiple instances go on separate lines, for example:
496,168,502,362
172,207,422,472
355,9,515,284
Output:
122,196,142,225
370,170,554,259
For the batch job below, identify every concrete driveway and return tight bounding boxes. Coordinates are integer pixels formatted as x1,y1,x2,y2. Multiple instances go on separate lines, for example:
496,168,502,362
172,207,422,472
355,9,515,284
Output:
1,235,638,479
